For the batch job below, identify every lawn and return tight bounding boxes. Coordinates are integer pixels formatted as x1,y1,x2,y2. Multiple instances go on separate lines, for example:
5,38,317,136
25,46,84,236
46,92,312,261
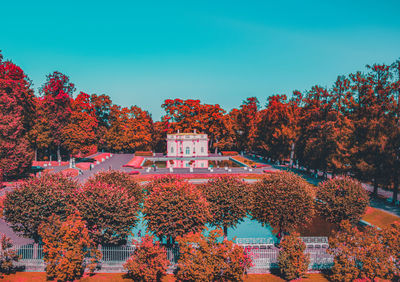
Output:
2,272,329,282
362,206,400,229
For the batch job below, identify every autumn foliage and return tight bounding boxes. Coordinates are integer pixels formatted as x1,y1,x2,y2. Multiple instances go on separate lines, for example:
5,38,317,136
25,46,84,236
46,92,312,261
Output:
123,235,169,281
76,180,140,246
201,176,248,238
0,52,35,180
328,220,400,281
175,229,252,282
250,171,315,233
3,173,77,242
317,176,369,224
143,180,210,245
39,213,101,281
86,170,143,204
0,234,20,278
277,232,309,281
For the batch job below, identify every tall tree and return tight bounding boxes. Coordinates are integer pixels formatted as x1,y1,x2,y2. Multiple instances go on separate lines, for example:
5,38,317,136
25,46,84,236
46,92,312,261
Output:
230,97,260,152
257,94,299,163
0,52,35,179
348,65,394,195
39,71,75,162
61,92,98,157
162,99,231,152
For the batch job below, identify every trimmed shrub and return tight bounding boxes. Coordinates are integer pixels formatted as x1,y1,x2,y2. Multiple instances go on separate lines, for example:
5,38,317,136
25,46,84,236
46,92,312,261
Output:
0,234,20,278
123,235,169,281
3,173,77,242
175,229,252,282
143,180,210,245
278,232,309,280
250,171,315,234
317,176,369,224
39,213,101,281
76,181,140,246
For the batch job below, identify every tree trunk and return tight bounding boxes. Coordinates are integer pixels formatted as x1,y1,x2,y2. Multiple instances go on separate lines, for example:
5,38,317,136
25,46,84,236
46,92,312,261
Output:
34,148,37,162
373,178,379,197
289,142,295,168
223,226,228,240
393,176,399,205
57,145,61,162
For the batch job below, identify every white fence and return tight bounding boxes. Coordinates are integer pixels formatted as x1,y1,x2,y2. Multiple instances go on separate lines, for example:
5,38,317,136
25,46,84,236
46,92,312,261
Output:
11,237,333,273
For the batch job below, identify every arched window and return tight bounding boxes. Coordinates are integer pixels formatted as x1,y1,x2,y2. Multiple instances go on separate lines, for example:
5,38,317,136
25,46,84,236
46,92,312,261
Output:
171,146,174,153
185,147,190,155
201,147,204,153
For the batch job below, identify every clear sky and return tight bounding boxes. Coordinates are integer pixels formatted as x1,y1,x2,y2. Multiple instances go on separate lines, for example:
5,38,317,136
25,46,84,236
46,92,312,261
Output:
2,0,400,120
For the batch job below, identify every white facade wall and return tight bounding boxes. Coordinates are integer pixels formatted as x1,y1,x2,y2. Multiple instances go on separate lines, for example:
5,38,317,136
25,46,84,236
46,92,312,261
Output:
167,133,208,157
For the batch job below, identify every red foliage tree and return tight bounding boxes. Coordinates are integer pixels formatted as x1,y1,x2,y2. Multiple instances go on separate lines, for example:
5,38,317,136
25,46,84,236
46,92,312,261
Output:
257,94,299,164
317,176,369,224
328,221,398,281
123,235,169,281
0,52,35,179
3,173,77,242
39,71,75,161
250,171,315,234
102,105,153,152
175,229,252,282
62,92,98,156
76,180,140,245
200,176,248,238
143,180,210,245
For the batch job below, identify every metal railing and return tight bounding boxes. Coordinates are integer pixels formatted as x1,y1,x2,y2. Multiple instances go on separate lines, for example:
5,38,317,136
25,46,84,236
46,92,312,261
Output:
10,236,334,273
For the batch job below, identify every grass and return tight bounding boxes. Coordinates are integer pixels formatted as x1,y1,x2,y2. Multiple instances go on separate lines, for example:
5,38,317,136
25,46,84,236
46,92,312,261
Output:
362,206,400,229
1,272,329,282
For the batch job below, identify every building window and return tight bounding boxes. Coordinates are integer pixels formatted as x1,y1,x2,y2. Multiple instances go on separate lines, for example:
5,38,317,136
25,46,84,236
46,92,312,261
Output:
171,146,174,153
186,147,190,155
201,147,204,153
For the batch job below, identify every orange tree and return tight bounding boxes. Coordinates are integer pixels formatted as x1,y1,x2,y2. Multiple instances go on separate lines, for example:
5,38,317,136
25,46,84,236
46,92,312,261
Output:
143,180,209,246
200,176,248,238
317,176,369,224
328,221,398,281
3,173,77,242
175,229,252,282
75,180,140,246
86,170,143,204
39,213,101,281
61,92,98,156
123,235,169,281
250,171,315,234
277,232,309,280
0,234,20,278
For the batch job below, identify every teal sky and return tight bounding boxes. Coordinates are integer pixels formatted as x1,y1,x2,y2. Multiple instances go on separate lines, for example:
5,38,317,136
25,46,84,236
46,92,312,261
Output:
2,0,400,120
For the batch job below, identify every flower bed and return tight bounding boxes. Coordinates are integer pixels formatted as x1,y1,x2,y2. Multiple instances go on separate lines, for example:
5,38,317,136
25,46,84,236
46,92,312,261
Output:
123,156,145,168
221,151,239,156
32,161,69,167
131,173,272,181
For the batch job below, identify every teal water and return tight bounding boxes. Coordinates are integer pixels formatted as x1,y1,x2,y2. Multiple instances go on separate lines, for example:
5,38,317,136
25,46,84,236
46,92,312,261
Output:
130,213,277,243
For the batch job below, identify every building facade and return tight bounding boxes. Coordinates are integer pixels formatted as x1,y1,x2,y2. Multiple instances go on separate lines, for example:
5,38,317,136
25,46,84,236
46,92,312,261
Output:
167,131,208,157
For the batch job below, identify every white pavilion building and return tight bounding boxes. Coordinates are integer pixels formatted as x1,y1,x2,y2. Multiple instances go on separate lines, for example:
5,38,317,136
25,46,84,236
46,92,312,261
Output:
167,131,208,157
